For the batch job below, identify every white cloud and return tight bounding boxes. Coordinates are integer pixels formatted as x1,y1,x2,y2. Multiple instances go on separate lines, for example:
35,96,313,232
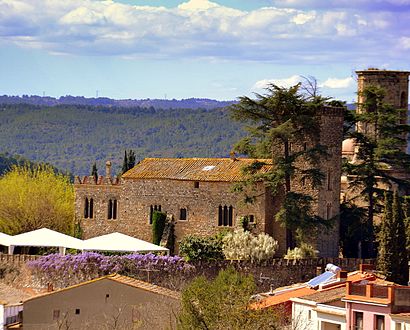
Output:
0,0,408,63
399,37,410,49
253,75,303,89
320,77,354,89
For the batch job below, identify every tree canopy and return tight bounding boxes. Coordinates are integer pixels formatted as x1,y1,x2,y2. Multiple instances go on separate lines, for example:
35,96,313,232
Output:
230,83,334,247
0,164,74,235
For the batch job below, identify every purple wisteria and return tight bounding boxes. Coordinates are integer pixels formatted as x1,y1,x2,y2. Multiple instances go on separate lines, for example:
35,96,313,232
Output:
27,252,194,288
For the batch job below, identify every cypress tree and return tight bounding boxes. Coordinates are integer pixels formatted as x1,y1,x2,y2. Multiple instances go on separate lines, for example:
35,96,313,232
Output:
127,150,136,169
121,150,128,174
377,192,394,279
91,162,98,182
391,191,408,284
152,211,167,245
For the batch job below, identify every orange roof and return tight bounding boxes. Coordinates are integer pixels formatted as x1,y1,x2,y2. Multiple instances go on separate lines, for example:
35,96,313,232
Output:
254,271,380,309
122,157,272,182
25,274,180,302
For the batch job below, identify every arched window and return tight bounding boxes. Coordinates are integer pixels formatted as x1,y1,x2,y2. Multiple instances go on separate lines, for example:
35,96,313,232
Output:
218,205,233,227
108,199,118,220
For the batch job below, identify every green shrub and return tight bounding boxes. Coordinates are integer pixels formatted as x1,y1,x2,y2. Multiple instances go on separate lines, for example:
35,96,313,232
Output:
152,211,167,245
284,243,318,259
179,233,225,261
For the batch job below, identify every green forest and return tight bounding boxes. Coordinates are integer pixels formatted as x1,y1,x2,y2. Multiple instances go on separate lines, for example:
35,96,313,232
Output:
0,104,245,175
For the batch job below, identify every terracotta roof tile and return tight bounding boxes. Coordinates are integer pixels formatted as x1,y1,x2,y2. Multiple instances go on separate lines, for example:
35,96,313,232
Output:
122,158,272,182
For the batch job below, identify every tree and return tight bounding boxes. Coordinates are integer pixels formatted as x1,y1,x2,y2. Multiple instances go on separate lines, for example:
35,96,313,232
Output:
178,268,279,329
121,150,136,174
344,86,410,257
377,192,409,284
152,211,166,245
91,162,98,182
0,164,74,235
230,83,333,247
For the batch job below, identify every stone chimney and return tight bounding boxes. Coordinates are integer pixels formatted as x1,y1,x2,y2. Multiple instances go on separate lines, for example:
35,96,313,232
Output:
105,161,112,178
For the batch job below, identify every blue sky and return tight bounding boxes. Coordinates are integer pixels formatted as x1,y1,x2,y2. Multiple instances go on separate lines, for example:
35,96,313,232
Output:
1,0,410,101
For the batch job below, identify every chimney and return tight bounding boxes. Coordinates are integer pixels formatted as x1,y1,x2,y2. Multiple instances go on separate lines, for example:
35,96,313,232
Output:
105,161,112,178
359,264,374,273
338,270,348,281
230,151,237,161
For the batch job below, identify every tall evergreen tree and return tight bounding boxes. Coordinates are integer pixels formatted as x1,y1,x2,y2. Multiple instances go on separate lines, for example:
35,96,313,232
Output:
404,196,410,260
91,162,98,182
127,150,136,169
121,150,128,174
377,192,409,284
230,84,334,247
345,86,410,257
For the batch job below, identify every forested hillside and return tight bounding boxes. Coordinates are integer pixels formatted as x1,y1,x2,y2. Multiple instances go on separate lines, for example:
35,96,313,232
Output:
0,104,245,175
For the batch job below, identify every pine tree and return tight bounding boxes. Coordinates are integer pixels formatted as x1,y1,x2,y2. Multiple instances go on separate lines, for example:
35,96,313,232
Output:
230,83,334,247
345,86,410,258
91,162,98,182
404,196,410,260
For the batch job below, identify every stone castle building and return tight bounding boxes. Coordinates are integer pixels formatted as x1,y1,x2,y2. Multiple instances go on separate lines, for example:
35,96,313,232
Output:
75,104,344,257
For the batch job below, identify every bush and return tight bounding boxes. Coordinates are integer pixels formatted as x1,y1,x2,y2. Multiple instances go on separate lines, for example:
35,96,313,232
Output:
284,243,318,259
152,211,167,245
179,233,225,261
222,229,278,263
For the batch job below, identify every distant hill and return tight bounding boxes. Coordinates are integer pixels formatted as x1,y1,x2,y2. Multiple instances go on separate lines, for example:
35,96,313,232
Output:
0,95,235,110
0,104,245,175
0,153,29,175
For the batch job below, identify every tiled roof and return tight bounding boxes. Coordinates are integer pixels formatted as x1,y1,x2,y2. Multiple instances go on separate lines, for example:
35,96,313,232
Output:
254,271,381,309
25,274,180,302
122,158,272,182
301,286,346,304
108,274,180,300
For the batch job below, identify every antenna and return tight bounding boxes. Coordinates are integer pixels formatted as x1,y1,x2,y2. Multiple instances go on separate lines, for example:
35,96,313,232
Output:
42,91,45,97
96,90,99,98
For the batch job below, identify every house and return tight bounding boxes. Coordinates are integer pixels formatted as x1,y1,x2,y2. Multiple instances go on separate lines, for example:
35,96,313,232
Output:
23,274,180,330
75,103,344,257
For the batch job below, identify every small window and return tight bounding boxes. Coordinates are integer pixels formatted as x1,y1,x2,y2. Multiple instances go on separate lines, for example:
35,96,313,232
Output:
89,198,94,219
149,205,162,224
303,142,307,151
180,208,187,221
75,309,80,315
375,315,385,330
194,181,200,188
395,322,402,330
308,310,311,320
327,169,332,191
326,203,332,220
53,310,60,320
354,311,363,330
84,197,94,219
84,198,89,219
249,215,254,223
108,199,118,220
106,293,110,298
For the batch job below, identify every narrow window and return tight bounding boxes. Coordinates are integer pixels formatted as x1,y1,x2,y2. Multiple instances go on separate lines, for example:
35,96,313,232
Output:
400,91,407,108
375,315,385,330
303,142,307,151
354,311,363,330
395,322,402,330
326,203,332,220
84,198,89,218
113,199,117,220
194,181,200,188
89,198,94,219
53,310,60,320
249,215,254,223
108,199,113,219
327,169,332,191
218,205,234,227
75,309,80,315
218,205,223,226
149,205,162,224
180,208,187,221
308,310,311,321
301,177,306,187
223,205,228,226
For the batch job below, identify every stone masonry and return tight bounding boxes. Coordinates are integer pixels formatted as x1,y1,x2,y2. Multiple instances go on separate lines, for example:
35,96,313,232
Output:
74,105,344,257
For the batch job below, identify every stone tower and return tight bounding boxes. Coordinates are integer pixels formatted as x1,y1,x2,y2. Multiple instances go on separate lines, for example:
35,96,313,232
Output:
356,69,410,151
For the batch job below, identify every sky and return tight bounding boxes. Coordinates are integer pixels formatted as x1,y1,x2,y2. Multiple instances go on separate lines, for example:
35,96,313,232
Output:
1,0,410,102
